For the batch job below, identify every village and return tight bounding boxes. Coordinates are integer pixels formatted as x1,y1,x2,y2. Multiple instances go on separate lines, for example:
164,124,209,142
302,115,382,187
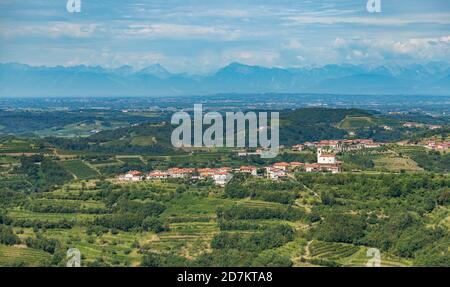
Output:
118,138,388,185
423,140,450,151
118,136,449,186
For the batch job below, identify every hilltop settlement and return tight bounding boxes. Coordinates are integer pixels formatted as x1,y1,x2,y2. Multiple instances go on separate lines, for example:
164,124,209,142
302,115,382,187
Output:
118,138,389,185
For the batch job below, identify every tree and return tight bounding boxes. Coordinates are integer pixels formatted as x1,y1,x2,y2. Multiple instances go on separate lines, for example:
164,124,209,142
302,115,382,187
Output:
0,225,20,245
142,217,168,233
141,252,162,267
252,252,293,267
314,214,366,244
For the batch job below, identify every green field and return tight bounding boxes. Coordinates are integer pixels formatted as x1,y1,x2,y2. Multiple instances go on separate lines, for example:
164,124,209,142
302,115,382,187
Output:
117,156,146,165
0,139,36,153
373,155,423,172
60,160,99,180
0,244,52,267
338,116,375,131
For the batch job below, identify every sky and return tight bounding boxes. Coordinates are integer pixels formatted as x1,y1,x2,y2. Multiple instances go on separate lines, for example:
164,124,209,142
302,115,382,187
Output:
0,0,449,73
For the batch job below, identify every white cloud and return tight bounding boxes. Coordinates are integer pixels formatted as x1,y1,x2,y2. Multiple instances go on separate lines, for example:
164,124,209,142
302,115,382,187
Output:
285,13,450,26
0,22,101,38
219,50,280,68
122,23,242,40
283,39,303,50
334,36,450,63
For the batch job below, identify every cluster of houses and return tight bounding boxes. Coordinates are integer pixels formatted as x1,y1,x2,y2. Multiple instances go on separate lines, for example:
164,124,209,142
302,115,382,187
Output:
118,149,342,185
424,140,450,151
265,153,341,180
292,139,382,153
119,167,234,186
403,122,442,130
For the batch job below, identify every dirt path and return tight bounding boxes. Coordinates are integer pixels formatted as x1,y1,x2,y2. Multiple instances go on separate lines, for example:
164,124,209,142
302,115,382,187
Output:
304,240,313,259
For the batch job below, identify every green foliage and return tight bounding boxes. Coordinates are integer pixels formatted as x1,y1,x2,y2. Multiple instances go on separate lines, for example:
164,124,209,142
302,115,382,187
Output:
141,252,191,267
414,238,450,267
142,217,169,233
16,155,73,191
280,108,371,145
112,199,166,217
25,235,61,254
405,149,450,173
212,225,295,252
0,211,12,225
225,179,299,204
94,213,145,231
193,249,254,267
217,204,305,221
314,214,366,244
340,151,375,170
393,227,444,258
218,220,263,231
0,224,20,245
363,212,447,259
59,160,99,180
251,252,293,267
309,241,359,260
437,189,450,206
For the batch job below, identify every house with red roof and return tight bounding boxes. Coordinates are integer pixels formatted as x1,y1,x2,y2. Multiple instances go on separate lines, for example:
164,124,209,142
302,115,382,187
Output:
272,162,290,171
120,170,143,181
239,166,258,176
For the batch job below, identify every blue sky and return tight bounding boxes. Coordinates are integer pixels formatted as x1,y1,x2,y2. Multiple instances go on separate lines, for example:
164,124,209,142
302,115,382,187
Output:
0,0,449,73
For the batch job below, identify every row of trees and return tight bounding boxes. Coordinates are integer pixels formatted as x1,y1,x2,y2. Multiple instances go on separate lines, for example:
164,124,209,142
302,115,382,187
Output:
217,204,305,221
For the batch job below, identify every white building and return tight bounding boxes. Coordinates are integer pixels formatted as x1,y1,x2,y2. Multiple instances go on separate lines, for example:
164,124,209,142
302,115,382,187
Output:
428,125,442,130
239,166,258,176
292,144,304,151
147,171,169,180
317,149,337,164
266,167,287,180
121,171,143,182
304,164,320,173
213,172,233,186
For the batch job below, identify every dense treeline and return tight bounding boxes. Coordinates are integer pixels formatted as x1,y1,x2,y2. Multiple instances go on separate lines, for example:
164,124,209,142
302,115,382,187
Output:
302,172,450,266
0,224,20,245
15,155,73,191
44,123,176,155
225,180,299,204
0,110,154,134
93,198,168,232
280,108,372,145
25,235,60,254
355,126,407,142
218,220,264,231
212,225,294,252
314,214,366,244
298,173,449,214
217,205,305,221
404,149,450,173
27,203,106,214
12,219,75,230
340,151,376,170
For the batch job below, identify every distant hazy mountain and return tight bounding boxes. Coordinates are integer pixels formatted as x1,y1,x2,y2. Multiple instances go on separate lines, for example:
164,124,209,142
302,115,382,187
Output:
1,62,449,97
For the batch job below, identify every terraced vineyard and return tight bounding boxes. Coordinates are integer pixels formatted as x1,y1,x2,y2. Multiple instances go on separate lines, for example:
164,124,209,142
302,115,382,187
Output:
0,245,51,266
309,240,360,261
59,160,100,180
340,248,412,267
0,145,448,266
307,241,412,267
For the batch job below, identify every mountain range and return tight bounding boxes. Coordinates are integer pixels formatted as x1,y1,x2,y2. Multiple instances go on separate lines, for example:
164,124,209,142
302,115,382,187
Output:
1,62,449,97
